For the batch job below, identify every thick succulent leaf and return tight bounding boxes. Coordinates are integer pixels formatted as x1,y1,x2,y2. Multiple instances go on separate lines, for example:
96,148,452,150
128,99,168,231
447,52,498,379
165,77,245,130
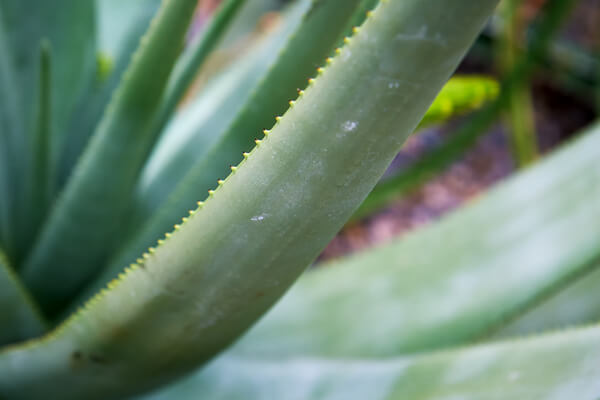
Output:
495,263,600,338
0,0,498,398
142,326,600,400
57,0,162,187
0,1,96,257
222,122,600,359
95,0,161,60
352,0,578,221
148,0,247,149
0,251,45,346
0,14,19,255
21,0,199,315
90,0,365,294
137,0,311,213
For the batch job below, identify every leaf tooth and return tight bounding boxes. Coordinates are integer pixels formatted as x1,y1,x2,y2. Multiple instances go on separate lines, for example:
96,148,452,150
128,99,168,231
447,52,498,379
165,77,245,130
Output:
217,179,225,186
188,209,196,216
275,116,282,122
352,26,361,34
366,10,374,17
288,100,295,107
165,232,172,239
316,67,325,74
255,139,262,145
308,77,315,84
335,47,342,54
243,152,250,159
173,224,181,230
326,57,333,64
262,129,270,137
136,258,144,264
197,201,205,207
343,36,351,44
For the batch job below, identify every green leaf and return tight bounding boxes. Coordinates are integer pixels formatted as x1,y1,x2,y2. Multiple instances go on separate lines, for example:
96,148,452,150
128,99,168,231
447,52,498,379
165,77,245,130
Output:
0,0,498,398
0,1,96,259
90,0,367,293
351,0,578,221
21,0,200,315
226,122,600,359
148,0,248,150
137,0,311,215
141,326,600,400
494,263,600,338
0,250,45,346
56,0,162,188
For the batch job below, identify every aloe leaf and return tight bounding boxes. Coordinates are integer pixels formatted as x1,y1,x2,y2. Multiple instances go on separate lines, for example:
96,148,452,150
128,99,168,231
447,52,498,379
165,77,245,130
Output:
25,41,53,252
222,122,600,359
142,326,600,400
0,0,497,398
494,263,600,338
57,0,162,188
21,0,199,315
90,0,367,294
352,0,578,221
0,13,19,255
0,250,45,346
136,0,311,221
148,0,247,146
0,1,96,258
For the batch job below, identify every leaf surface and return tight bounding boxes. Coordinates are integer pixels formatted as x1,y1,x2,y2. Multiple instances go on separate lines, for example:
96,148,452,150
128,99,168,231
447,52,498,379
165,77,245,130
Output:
22,0,199,315
0,0,498,398
0,251,45,346
227,123,600,359
142,326,600,400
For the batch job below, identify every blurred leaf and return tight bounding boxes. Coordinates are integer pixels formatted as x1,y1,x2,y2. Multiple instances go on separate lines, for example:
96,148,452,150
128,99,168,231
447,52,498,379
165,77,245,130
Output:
57,0,162,188
495,264,600,339
0,250,45,346
0,0,96,259
142,325,600,400
228,123,600,359
138,0,311,214
22,0,199,316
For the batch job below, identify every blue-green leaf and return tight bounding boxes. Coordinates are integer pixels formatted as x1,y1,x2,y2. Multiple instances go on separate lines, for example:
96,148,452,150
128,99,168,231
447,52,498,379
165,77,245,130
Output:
22,0,199,315
0,250,45,346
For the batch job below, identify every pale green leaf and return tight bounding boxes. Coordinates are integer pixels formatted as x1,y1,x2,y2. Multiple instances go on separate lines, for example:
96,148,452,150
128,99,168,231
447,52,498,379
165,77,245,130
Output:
22,0,199,315
0,1,498,398
228,122,600,359
142,326,600,400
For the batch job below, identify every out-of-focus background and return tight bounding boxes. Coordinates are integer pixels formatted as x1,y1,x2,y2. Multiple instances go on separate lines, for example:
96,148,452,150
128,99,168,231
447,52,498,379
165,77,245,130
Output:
192,0,599,262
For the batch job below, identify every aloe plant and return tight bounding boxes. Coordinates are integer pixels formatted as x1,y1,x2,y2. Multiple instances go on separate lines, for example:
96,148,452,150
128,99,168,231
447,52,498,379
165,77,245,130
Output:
2,0,599,399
